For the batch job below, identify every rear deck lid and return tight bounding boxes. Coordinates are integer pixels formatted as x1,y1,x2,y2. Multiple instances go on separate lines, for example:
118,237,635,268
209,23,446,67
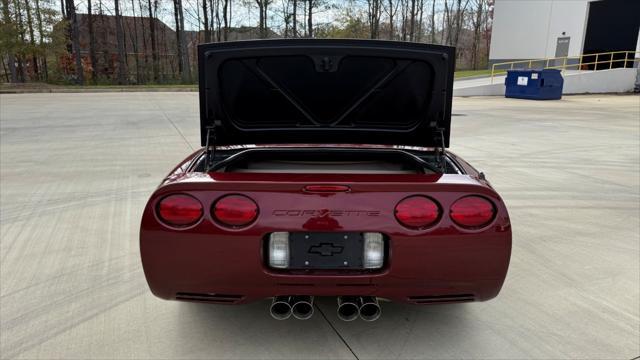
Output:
198,39,455,148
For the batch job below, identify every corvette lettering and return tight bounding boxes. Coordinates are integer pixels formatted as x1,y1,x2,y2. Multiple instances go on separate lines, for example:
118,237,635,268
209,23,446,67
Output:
272,209,381,217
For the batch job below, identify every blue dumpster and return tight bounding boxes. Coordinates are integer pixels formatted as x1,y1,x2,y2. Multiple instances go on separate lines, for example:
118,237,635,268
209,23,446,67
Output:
505,69,563,100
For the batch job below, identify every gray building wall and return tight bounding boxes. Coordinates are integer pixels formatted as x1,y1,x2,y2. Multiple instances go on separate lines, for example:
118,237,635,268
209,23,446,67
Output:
489,0,590,64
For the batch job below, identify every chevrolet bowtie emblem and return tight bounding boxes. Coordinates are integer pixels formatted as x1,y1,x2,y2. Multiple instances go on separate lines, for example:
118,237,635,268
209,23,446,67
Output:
308,243,344,256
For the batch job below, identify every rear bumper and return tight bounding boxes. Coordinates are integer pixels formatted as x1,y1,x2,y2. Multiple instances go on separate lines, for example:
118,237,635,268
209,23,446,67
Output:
141,228,511,305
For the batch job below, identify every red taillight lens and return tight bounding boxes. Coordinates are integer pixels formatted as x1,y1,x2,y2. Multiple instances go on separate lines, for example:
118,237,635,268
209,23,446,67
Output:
450,196,495,228
157,194,203,227
213,195,259,227
394,196,441,228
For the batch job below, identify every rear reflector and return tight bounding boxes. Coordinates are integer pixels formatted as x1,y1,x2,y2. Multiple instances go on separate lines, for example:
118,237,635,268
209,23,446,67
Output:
175,292,244,304
408,294,475,304
212,195,259,227
156,194,203,227
269,232,290,268
450,196,495,229
394,196,441,228
363,232,384,269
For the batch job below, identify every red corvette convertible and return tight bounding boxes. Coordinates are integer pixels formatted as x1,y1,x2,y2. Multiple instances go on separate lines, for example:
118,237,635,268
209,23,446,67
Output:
140,39,511,321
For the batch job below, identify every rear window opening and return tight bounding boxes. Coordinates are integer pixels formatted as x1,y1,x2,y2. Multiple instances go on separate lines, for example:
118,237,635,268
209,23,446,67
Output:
192,148,461,174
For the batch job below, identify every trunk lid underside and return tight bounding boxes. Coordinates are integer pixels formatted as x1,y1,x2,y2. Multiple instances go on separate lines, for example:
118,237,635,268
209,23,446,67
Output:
198,39,455,148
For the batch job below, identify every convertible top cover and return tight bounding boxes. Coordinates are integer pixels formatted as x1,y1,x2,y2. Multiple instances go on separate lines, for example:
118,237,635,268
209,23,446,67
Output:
198,39,455,148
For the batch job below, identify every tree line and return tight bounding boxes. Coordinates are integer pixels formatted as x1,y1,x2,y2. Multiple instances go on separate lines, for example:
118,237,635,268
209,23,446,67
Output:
0,0,493,85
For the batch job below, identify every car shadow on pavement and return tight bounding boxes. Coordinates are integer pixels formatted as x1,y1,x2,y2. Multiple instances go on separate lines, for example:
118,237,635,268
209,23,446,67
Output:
173,296,470,359
314,296,474,358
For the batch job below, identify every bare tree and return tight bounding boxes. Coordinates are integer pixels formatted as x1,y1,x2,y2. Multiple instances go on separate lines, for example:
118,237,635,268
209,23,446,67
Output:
383,0,399,40
442,0,450,44
256,0,265,38
173,0,183,77
367,0,382,39
87,0,97,83
282,0,291,37
400,0,408,41
408,0,416,41
452,0,470,47
1,0,18,82
129,0,141,83
1,56,9,82
470,0,484,69
307,0,314,38
212,0,219,41
114,0,127,84
65,0,83,84
202,0,210,42
173,0,190,82
416,0,424,42
429,0,435,43
14,0,27,82
292,0,297,37
254,0,272,39
32,0,49,79
484,0,493,61
222,0,229,41
24,0,39,78
147,0,159,81
138,0,149,79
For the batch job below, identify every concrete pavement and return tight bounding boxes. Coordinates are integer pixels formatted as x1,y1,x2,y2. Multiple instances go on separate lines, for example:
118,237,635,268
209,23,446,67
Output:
1,93,638,359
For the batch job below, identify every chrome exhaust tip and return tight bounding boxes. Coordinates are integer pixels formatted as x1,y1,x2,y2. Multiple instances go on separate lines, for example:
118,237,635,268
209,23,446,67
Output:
337,296,360,321
291,296,314,320
270,296,292,320
358,296,381,322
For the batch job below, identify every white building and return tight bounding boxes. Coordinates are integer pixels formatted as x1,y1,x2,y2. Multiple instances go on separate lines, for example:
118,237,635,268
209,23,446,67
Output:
489,0,640,66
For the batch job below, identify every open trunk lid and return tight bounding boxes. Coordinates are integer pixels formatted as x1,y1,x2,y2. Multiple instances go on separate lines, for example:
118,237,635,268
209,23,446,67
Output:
198,39,455,149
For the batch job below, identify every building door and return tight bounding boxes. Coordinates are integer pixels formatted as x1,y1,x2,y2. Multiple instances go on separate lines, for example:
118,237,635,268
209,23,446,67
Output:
582,0,640,70
554,37,570,68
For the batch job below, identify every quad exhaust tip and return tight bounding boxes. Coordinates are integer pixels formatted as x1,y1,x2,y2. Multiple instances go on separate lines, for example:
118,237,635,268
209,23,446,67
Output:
291,296,314,320
337,296,382,321
270,296,292,320
358,296,381,322
270,296,314,320
337,296,360,321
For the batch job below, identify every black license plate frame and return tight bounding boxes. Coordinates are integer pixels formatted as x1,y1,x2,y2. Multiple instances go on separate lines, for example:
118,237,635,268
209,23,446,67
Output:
288,232,364,269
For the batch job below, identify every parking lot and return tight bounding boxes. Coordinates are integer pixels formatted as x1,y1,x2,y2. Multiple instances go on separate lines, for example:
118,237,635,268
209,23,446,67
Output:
1,92,638,359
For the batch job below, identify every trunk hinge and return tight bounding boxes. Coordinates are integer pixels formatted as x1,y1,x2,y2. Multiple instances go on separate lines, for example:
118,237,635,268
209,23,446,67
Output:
204,124,217,172
436,127,447,172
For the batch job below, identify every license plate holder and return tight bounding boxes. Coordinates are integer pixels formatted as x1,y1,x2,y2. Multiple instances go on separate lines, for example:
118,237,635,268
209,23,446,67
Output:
288,232,364,269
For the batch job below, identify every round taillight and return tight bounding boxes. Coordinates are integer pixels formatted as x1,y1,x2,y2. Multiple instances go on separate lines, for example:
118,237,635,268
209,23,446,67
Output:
157,194,203,227
213,195,259,227
394,196,441,228
450,196,495,229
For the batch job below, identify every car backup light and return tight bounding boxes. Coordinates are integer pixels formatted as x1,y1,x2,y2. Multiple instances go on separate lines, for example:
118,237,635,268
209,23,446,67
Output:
394,196,441,228
156,194,203,227
450,196,496,229
269,232,290,269
363,232,384,269
212,195,259,227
